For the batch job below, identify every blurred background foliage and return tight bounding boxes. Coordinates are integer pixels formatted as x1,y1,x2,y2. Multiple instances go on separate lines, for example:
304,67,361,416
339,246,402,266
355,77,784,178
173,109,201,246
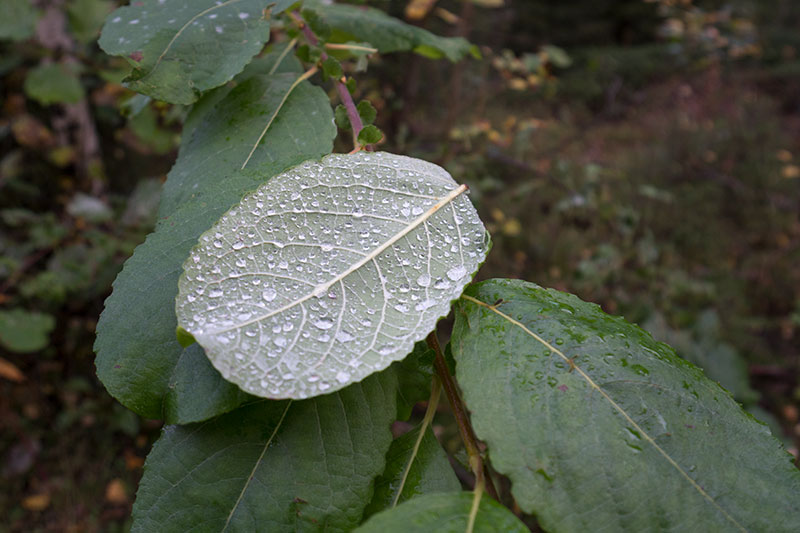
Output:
1,0,799,530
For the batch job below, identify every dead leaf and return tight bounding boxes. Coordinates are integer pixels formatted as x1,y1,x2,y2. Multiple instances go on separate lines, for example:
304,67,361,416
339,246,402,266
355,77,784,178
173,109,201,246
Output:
22,492,50,511
0,357,25,382
105,479,128,504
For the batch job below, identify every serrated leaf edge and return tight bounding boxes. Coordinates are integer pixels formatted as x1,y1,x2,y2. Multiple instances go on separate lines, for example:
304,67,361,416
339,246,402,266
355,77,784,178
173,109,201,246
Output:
460,294,748,533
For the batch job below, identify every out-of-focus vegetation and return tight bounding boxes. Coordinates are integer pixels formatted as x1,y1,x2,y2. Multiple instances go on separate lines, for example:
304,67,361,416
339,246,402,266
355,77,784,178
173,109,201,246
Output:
1,0,798,530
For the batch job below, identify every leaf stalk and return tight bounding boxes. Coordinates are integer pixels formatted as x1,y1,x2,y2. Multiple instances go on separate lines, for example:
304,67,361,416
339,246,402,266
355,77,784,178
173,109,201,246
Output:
426,330,498,500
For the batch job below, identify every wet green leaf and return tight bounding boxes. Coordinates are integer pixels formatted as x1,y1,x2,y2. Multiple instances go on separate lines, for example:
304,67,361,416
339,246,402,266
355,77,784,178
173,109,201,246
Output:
132,364,409,532
452,279,800,532
94,52,335,422
175,152,488,399
363,424,460,519
98,0,295,104
356,492,528,533
308,1,474,62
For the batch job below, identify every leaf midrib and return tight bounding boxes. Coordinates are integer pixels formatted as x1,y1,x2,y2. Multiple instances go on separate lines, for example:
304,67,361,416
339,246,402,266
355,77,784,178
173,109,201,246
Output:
138,0,250,85
460,294,749,533
201,184,468,336
221,400,293,531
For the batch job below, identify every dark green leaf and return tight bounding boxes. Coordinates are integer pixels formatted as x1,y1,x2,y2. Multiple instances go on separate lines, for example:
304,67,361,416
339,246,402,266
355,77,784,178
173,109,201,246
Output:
357,100,377,125
334,104,350,131
357,125,383,146
0,309,55,353
308,2,474,62
364,425,460,519
0,0,38,41
452,279,800,532
24,63,84,105
67,0,113,44
356,492,528,533
301,7,331,40
643,310,759,405
94,56,336,422
345,76,357,95
133,365,403,532
321,56,343,81
98,0,295,104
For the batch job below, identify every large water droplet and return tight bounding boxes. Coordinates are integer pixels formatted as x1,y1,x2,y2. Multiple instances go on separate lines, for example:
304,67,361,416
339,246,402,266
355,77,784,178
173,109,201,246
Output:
446,265,467,281
262,288,277,302
314,317,334,330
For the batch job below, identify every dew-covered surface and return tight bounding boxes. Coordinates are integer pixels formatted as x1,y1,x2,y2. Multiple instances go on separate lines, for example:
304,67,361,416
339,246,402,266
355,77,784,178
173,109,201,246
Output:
98,0,275,103
176,152,489,399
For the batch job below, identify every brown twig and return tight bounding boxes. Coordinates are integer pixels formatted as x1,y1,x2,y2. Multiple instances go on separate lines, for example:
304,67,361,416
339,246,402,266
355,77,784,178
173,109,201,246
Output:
426,330,498,500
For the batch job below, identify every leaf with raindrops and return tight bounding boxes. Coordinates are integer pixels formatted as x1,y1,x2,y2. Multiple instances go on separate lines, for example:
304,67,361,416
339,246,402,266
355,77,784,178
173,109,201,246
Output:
176,152,490,399
99,0,296,104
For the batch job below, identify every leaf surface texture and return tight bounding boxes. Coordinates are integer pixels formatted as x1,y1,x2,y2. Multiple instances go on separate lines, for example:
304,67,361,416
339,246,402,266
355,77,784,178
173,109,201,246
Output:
453,279,800,532
177,152,488,399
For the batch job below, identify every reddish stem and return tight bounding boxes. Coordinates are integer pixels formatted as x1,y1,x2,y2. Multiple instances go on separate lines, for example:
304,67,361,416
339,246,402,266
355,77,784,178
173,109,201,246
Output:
293,11,369,148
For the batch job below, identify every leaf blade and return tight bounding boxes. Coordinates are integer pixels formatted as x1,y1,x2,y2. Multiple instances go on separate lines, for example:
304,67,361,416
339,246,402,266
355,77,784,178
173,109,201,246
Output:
176,152,489,399
94,69,335,422
132,365,403,532
98,0,295,103
452,279,800,532
356,492,528,533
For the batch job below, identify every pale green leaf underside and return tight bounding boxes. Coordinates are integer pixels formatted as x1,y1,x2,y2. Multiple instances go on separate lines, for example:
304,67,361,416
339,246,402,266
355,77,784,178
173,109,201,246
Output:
99,0,289,104
356,492,528,533
453,279,800,532
176,152,489,400
94,54,335,422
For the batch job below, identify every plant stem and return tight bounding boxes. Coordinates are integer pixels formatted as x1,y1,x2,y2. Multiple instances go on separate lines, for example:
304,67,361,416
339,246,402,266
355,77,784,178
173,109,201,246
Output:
291,10,371,151
426,330,498,500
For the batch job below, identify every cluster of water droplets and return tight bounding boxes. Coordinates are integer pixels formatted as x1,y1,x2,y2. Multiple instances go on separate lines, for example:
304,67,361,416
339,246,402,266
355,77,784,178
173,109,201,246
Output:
176,152,489,399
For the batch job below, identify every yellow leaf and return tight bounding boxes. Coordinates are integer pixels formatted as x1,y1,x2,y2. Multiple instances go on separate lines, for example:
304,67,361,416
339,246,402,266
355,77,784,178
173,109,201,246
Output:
405,0,438,20
22,493,50,511
105,479,128,504
781,165,800,179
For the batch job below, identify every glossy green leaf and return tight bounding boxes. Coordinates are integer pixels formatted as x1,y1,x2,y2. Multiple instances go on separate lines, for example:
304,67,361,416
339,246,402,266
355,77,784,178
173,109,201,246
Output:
0,0,38,41
356,492,528,533
308,2,475,62
94,56,335,422
24,63,84,105
364,425,461,519
175,152,489,399
0,309,55,353
98,0,294,104
452,279,800,532
133,366,404,533
157,53,312,217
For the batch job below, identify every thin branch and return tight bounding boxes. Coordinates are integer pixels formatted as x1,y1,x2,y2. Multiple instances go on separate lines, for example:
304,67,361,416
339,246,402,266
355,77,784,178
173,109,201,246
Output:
291,10,372,151
426,330,498,500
